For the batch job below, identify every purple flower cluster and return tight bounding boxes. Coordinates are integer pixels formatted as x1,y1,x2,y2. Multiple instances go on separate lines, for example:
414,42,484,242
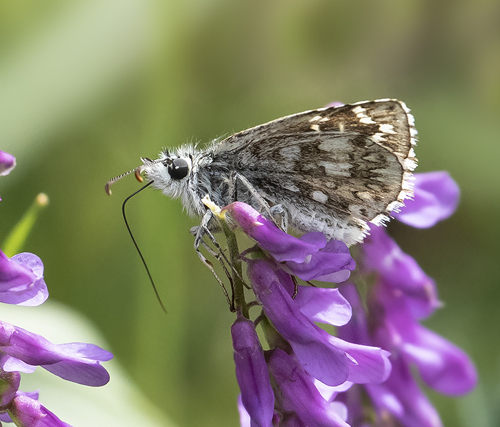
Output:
222,171,476,427
0,151,112,427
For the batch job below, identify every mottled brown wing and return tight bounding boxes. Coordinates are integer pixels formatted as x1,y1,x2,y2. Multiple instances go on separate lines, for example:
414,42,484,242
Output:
212,99,417,238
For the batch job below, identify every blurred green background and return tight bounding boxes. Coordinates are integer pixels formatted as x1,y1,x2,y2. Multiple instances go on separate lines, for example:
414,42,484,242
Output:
1,0,499,426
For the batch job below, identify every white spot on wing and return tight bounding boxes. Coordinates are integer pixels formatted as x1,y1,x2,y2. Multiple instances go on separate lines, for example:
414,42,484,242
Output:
379,124,396,134
312,191,328,204
360,117,376,124
310,124,320,132
353,105,376,124
371,133,386,143
352,106,365,115
309,115,323,122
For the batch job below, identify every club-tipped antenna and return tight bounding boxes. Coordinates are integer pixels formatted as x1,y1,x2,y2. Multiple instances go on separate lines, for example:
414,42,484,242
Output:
105,166,144,196
122,181,168,314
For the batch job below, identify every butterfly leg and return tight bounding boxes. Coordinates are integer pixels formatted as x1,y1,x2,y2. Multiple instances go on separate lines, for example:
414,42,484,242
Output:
192,210,235,310
234,173,283,229
269,204,289,232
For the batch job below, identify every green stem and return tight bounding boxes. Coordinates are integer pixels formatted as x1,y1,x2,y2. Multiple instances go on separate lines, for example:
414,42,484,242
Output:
2,193,49,257
221,221,248,318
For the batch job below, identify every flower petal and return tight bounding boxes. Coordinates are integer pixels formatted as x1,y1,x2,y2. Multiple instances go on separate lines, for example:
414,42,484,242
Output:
366,357,443,427
0,370,20,406
237,395,252,427
294,286,352,327
246,259,349,386
373,286,477,395
268,349,350,427
248,259,390,387
232,313,274,427
394,172,459,228
42,359,110,387
0,151,16,176
402,326,477,395
0,251,48,306
363,227,440,319
9,395,71,427
224,202,327,263
0,250,36,292
1,354,37,374
326,335,392,384
285,240,355,282
0,321,112,386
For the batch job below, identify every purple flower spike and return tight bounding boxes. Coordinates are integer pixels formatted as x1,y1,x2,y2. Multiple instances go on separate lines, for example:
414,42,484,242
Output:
394,172,460,228
0,251,49,307
0,151,16,176
0,322,113,386
268,349,350,427
232,313,274,427
8,394,71,427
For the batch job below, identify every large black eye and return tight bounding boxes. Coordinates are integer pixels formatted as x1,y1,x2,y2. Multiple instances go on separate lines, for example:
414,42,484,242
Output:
167,158,189,180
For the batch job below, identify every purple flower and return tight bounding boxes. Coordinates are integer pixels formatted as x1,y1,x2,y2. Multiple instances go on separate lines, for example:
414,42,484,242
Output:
0,151,16,202
232,313,274,427
267,349,350,427
0,151,15,177
337,284,445,427
246,258,390,387
365,357,442,427
0,321,112,387
224,202,355,283
0,369,20,407
363,171,462,320
371,285,477,396
0,251,48,307
394,172,460,228
6,394,71,427
0,370,56,427
362,226,440,319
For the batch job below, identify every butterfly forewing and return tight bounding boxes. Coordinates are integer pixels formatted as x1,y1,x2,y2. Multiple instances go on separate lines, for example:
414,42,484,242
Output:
211,100,417,244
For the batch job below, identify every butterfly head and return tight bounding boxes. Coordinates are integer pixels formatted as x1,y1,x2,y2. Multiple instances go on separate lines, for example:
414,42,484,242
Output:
105,148,194,198
138,150,194,199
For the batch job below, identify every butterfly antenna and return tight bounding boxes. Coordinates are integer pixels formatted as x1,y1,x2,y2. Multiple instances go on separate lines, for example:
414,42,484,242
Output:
105,166,144,196
122,181,168,314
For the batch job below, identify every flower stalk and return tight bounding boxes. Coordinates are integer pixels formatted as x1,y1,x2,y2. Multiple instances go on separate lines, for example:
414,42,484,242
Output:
220,219,248,318
2,193,49,257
